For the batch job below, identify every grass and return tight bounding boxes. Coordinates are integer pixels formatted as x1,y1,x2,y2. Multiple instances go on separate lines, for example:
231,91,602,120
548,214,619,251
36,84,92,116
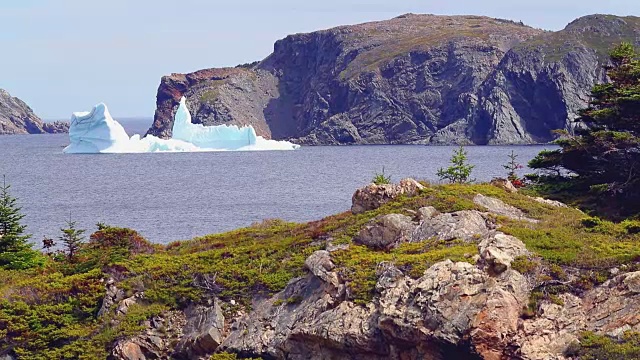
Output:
338,17,541,80
3,182,640,357
514,15,640,63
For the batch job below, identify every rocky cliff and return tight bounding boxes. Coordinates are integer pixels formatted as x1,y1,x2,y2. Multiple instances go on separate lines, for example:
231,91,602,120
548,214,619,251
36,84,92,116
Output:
147,14,640,145
0,89,68,135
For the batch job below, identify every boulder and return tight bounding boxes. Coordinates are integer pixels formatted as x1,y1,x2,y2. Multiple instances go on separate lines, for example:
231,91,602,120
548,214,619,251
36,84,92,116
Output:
355,214,416,250
411,210,490,242
417,206,438,220
351,178,424,214
473,194,537,222
532,197,568,208
304,250,341,289
112,342,147,360
490,178,518,193
174,303,226,358
479,232,529,274
115,293,145,317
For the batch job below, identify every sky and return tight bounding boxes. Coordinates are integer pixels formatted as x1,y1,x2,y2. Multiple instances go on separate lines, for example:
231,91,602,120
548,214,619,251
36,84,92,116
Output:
0,0,637,120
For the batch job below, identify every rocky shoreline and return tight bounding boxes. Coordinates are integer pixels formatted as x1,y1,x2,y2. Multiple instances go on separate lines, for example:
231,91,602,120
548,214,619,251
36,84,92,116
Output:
85,180,640,360
0,89,68,135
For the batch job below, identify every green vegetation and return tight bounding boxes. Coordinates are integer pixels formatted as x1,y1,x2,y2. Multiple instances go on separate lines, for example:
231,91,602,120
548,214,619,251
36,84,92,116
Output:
503,150,524,187
571,331,640,359
339,16,538,79
371,167,392,185
59,220,86,262
530,43,640,220
515,16,640,62
511,255,538,274
437,146,475,184
0,176,42,270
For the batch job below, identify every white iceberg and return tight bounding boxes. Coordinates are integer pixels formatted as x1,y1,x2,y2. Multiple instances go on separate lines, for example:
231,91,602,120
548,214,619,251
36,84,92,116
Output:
64,97,300,153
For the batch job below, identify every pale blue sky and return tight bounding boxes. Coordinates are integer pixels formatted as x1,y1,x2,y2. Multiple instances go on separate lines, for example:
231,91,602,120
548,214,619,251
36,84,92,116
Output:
0,0,637,119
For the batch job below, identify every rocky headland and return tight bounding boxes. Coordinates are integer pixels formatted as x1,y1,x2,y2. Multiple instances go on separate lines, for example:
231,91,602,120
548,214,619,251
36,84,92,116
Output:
3,179,640,359
146,14,640,145
0,88,68,135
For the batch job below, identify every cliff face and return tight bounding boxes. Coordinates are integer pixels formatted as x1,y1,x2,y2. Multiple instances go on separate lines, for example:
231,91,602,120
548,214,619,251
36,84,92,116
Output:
0,89,68,135
148,14,640,145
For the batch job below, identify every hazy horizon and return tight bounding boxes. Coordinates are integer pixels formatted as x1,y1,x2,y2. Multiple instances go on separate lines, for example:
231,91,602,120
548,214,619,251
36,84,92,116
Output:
1,0,638,119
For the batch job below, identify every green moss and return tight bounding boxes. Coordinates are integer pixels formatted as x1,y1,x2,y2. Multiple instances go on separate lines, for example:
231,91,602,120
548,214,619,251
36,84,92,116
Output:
511,255,538,274
574,331,640,359
333,241,477,303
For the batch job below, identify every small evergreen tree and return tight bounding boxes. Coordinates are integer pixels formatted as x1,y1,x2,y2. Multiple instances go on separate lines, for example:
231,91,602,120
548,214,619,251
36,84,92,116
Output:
437,146,475,183
0,176,41,269
59,219,86,261
372,167,392,185
503,150,524,186
529,43,640,218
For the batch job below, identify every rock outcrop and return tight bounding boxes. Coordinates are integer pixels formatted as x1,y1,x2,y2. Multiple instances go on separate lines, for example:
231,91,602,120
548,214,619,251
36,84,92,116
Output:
351,178,424,214
356,214,416,250
148,14,640,145
106,188,640,360
0,89,68,135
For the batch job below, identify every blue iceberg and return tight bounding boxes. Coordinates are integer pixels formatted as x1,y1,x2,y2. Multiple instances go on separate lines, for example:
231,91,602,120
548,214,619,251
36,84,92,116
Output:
64,97,300,153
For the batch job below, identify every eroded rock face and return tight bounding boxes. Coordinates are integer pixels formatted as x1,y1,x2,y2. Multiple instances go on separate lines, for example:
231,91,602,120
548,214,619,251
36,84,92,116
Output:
98,278,125,317
149,14,640,145
111,311,186,360
0,89,68,135
351,178,425,214
174,304,226,358
356,214,416,250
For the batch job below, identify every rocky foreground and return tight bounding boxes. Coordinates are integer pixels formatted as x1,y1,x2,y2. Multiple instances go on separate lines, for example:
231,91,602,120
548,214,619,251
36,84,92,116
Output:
147,14,640,145
3,180,640,359
0,89,68,135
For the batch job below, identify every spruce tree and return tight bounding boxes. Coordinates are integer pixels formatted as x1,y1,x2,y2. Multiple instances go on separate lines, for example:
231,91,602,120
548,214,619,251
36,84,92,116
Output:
437,146,475,184
0,176,39,269
59,219,86,261
529,43,640,218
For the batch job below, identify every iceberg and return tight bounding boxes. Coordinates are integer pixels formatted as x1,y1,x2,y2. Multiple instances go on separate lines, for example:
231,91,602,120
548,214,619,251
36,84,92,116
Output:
64,97,300,153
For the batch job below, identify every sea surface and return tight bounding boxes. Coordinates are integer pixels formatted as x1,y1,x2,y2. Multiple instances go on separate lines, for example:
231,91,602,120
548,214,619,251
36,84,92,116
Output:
1,119,556,244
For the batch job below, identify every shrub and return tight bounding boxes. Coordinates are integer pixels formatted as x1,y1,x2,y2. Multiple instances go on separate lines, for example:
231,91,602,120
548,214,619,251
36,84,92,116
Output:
59,219,86,261
575,331,640,359
511,255,538,274
437,146,475,184
372,167,391,185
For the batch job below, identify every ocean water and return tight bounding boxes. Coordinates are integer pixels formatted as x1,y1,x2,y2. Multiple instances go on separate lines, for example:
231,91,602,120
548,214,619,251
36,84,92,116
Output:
0,120,556,244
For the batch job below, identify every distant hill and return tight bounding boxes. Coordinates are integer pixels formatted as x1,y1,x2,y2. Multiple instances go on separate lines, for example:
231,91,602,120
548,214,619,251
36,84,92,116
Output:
147,14,640,145
0,89,68,135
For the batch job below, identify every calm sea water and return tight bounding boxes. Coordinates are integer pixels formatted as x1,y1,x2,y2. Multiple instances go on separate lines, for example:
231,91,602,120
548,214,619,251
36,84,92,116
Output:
0,119,555,244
